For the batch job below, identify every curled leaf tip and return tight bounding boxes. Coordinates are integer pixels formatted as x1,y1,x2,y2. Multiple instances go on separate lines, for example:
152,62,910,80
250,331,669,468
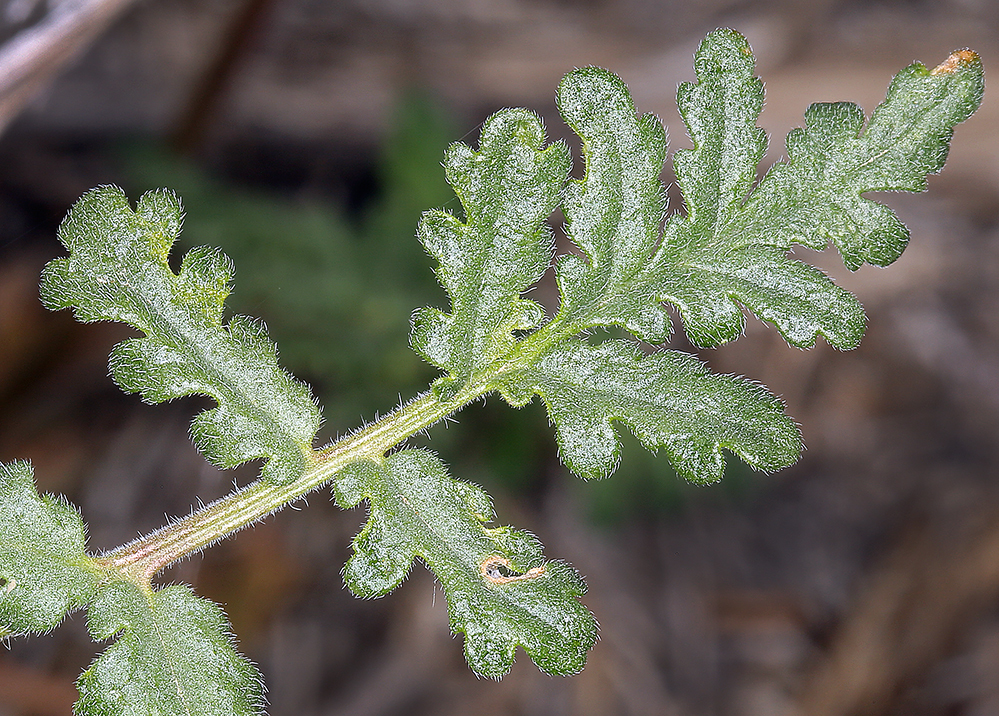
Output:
932,49,979,75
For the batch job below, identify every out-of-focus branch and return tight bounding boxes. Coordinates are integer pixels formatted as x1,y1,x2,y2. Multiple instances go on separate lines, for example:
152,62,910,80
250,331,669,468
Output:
0,0,139,136
171,0,276,153
795,502,999,716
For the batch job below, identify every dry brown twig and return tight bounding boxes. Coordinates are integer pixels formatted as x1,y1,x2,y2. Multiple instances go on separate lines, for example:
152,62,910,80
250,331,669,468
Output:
0,0,138,135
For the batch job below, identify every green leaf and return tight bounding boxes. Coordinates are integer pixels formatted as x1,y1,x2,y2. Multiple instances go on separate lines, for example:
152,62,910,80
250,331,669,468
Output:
554,31,983,350
652,30,866,349
500,340,800,483
410,109,571,395
77,581,264,716
333,450,596,677
656,32,985,348
40,186,322,484
0,460,100,635
738,48,985,271
555,66,671,342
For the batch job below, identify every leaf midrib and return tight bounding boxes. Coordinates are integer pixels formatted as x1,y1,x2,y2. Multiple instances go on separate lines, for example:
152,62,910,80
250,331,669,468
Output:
127,263,309,466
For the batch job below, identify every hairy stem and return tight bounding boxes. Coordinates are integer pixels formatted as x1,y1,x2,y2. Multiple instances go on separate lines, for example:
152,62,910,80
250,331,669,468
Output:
95,307,590,587
97,383,488,584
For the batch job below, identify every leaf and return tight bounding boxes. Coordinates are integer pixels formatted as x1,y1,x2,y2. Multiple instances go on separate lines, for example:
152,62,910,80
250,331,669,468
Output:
77,581,264,716
738,48,985,270
0,460,100,635
40,186,322,484
555,66,671,342
647,31,856,348
123,99,456,425
657,32,984,348
333,450,596,677
410,109,571,396
500,340,800,483
553,31,983,350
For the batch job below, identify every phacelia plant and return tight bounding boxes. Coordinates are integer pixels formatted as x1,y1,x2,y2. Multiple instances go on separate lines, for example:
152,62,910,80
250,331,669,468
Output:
0,30,983,715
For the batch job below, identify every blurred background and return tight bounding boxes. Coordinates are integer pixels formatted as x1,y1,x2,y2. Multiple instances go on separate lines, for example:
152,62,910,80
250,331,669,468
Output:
1,0,998,714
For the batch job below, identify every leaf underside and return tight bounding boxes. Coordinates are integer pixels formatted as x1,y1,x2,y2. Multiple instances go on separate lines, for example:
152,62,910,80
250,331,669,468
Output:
40,187,321,484
334,450,596,677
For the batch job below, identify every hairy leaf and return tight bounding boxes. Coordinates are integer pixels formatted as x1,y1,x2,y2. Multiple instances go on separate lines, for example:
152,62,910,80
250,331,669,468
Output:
12,29,983,700
658,32,983,347
554,31,983,350
555,66,671,342
77,582,264,716
333,450,596,677
0,461,100,635
738,49,985,271
652,30,865,348
40,187,321,483
500,341,800,483
410,109,571,396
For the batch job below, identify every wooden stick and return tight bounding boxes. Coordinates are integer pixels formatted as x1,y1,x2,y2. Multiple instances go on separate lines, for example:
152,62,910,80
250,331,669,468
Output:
0,0,139,134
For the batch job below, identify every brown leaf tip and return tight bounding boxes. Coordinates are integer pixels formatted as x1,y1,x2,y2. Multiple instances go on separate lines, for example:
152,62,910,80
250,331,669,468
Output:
931,49,979,76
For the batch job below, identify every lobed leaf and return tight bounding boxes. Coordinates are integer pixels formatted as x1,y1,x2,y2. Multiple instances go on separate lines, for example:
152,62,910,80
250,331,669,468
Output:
609,30,859,349
646,31,853,348
7,31,981,699
0,461,100,635
555,66,671,342
333,450,596,677
656,32,983,348
553,31,983,351
420,33,980,486
410,109,571,396
500,341,800,483
77,581,264,716
40,186,322,484
737,48,985,270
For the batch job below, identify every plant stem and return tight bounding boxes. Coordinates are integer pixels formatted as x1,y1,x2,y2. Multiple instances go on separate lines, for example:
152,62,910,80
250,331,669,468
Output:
98,383,487,583
95,309,587,586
